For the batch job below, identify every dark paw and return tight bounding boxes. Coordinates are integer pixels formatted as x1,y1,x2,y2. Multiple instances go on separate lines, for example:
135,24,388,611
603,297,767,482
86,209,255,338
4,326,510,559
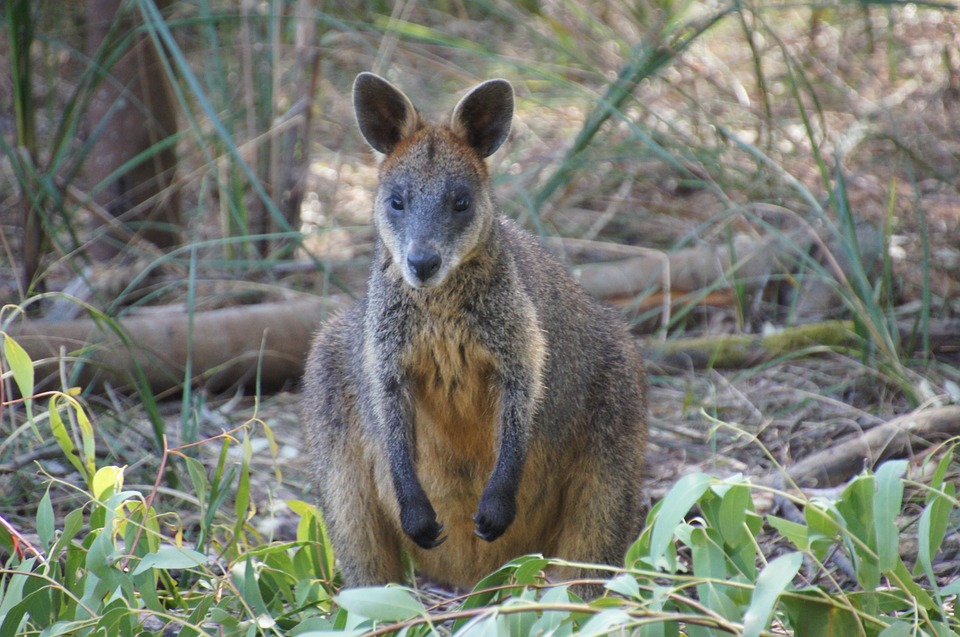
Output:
473,491,516,542
400,500,446,549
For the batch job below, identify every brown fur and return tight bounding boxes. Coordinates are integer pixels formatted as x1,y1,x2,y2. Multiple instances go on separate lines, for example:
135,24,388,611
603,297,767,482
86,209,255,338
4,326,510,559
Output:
301,73,647,595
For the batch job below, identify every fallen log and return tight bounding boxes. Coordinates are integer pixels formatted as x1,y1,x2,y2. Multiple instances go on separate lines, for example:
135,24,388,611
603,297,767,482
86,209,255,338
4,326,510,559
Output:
7,297,343,396
769,405,960,488
647,319,960,369
566,217,884,326
646,321,859,369
10,302,957,396
570,233,788,310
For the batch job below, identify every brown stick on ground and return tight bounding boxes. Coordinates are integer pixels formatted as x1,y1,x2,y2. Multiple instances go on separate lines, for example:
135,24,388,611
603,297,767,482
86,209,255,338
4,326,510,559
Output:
572,233,787,305
771,406,960,488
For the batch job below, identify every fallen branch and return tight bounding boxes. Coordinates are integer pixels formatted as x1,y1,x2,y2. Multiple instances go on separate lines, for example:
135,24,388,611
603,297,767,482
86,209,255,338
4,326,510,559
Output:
571,232,788,309
8,298,343,395
645,320,859,369
647,319,960,369
769,406,960,488
898,319,960,357
564,216,887,329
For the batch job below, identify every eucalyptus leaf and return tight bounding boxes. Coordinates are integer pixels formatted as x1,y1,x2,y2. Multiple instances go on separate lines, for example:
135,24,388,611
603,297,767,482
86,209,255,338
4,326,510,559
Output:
873,460,906,572
335,587,425,622
131,547,209,576
2,334,33,403
579,609,633,636
766,515,808,551
531,585,573,635
717,483,752,549
649,472,713,570
48,396,87,481
92,465,124,501
742,552,802,637
458,613,507,637
36,490,54,552
605,573,640,598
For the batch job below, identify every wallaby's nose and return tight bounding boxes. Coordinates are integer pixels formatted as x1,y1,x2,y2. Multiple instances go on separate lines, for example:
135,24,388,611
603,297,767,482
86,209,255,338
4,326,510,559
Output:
407,249,441,282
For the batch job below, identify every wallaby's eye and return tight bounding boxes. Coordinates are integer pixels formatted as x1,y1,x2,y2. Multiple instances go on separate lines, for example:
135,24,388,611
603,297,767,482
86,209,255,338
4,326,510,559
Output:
389,194,404,212
453,195,470,212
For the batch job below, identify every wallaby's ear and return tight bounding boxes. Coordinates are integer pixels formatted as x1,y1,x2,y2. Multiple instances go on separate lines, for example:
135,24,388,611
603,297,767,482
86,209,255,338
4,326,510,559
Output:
450,79,514,158
353,72,422,154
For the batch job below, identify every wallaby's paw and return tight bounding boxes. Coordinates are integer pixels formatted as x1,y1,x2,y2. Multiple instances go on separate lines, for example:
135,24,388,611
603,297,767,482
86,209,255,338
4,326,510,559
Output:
473,492,516,542
400,502,447,549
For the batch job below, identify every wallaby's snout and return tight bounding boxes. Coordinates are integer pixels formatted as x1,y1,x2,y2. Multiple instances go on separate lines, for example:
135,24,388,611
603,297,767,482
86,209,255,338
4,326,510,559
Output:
406,246,442,283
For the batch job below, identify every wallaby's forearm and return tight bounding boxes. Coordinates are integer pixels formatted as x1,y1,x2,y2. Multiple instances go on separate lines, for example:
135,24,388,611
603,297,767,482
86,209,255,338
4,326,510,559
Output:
368,311,446,550
386,430,446,549
474,392,529,541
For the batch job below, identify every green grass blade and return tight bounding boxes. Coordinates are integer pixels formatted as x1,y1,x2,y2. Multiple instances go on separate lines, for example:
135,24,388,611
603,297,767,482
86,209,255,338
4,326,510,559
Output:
531,6,732,218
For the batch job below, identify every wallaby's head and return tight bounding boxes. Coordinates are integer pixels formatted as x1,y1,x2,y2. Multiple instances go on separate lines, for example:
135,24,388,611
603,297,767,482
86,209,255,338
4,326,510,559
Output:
353,72,514,289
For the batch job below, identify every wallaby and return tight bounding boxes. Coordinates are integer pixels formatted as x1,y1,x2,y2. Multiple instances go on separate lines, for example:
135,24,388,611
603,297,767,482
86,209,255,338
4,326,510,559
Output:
301,72,647,593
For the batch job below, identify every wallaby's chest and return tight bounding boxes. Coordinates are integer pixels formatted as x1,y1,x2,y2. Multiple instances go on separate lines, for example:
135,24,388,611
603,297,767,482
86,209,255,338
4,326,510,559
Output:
404,315,499,484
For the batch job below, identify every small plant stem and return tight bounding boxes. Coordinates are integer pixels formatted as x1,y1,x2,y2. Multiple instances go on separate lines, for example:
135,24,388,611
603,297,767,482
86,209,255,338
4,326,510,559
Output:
0,513,46,563
120,434,170,571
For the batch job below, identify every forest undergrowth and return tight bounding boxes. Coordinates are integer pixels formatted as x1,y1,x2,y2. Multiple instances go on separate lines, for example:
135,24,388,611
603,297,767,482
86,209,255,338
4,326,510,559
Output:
2,0,960,634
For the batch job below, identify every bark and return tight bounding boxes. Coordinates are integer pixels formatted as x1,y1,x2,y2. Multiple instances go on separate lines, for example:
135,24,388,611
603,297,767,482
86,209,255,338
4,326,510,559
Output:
84,0,180,260
278,0,321,250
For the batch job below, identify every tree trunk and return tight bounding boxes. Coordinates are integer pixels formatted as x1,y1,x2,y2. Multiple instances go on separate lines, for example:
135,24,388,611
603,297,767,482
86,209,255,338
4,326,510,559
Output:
83,0,181,260
8,0,43,295
277,0,321,253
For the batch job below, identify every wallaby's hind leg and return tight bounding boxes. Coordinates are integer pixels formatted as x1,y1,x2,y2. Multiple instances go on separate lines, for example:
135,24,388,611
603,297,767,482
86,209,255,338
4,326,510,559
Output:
551,386,646,593
549,469,642,600
315,437,405,586
557,466,640,564
551,456,642,578
303,317,406,587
